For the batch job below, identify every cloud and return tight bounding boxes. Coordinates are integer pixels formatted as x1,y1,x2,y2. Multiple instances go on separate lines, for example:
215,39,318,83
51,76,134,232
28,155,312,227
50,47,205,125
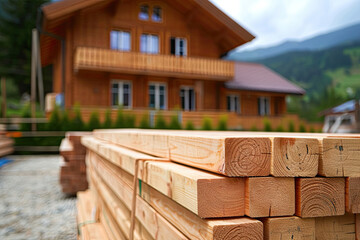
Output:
210,0,360,51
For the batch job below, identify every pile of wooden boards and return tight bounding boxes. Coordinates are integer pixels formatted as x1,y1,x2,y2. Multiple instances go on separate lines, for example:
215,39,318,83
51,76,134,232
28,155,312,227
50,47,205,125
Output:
59,132,91,195
77,129,360,240
0,129,14,157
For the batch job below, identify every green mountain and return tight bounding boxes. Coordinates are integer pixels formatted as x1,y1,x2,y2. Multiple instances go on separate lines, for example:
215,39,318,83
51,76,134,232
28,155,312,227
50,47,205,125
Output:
255,42,360,122
228,22,360,61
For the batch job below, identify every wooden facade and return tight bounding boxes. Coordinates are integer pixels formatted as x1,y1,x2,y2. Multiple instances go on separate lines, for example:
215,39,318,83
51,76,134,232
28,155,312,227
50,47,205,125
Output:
41,0,301,119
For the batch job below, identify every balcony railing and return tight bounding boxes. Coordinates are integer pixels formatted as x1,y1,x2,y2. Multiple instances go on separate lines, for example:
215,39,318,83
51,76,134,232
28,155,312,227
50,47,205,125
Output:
74,47,234,80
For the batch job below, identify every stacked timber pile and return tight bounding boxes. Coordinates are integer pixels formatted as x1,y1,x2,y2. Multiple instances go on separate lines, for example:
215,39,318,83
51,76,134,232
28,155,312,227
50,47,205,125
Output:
59,132,92,195
77,129,360,240
0,128,14,157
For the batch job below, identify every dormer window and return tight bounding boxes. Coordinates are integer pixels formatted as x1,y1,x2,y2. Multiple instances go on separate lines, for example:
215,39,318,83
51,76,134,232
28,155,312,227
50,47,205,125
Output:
152,6,162,22
139,4,149,20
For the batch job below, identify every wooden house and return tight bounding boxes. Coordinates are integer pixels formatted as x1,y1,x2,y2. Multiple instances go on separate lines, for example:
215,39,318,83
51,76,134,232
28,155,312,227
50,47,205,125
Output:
39,0,306,129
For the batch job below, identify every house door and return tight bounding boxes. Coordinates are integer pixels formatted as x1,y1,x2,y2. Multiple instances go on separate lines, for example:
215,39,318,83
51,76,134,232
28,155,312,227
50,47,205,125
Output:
180,87,195,111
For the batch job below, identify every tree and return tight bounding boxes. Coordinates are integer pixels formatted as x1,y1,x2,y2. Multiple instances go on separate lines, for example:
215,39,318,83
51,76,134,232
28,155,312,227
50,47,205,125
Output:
0,0,51,95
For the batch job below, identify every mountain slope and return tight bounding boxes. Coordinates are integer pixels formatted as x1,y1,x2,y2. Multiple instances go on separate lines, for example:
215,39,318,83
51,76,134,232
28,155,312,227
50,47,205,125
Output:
228,22,360,61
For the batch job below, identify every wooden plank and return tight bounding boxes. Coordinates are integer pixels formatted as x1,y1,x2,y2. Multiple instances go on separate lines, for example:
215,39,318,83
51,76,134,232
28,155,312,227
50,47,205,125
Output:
89,172,153,240
262,216,315,240
82,137,246,218
320,138,360,177
296,177,345,218
346,178,360,214
94,129,271,177
356,214,360,240
245,177,295,218
82,223,109,240
315,213,356,240
88,152,188,240
87,150,263,240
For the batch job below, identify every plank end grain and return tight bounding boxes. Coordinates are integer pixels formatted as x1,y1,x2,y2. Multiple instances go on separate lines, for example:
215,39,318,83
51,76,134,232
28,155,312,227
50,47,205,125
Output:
296,178,345,218
197,177,245,218
272,137,319,177
212,218,263,240
262,216,315,240
320,138,360,177
315,213,356,240
245,177,295,218
225,137,271,176
346,177,360,214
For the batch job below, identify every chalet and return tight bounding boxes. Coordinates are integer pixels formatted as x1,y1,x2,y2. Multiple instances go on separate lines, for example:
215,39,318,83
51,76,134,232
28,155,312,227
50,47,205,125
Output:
39,0,305,129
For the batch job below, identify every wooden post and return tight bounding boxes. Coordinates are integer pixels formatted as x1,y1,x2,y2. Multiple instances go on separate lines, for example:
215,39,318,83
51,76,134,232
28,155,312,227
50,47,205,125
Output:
35,29,44,112
31,29,37,131
1,77,6,118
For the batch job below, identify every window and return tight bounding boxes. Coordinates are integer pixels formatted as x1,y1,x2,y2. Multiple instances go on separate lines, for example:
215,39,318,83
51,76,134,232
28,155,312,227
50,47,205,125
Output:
170,37,187,56
152,6,162,22
110,31,131,51
227,95,240,113
111,81,132,108
139,4,149,20
258,97,270,116
149,83,166,110
141,34,159,54
180,87,195,111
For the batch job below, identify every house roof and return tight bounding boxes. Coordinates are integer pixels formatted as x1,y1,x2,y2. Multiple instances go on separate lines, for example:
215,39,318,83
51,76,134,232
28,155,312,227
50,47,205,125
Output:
39,0,255,65
320,100,360,116
225,62,306,95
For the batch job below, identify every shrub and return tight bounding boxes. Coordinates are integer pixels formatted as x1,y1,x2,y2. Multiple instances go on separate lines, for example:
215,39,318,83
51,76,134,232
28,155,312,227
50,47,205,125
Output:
201,117,212,131
288,120,295,132
102,110,112,129
299,124,306,133
47,105,62,131
113,107,124,128
61,110,72,131
139,115,151,129
71,105,84,131
154,113,167,129
275,125,284,132
168,115,182,130
124,114,136,128
263,118,272,132
309,126,316,133
217,115,228,131
87,111,101,131
250,125,258,131
20,103,31,131
185,121,195,130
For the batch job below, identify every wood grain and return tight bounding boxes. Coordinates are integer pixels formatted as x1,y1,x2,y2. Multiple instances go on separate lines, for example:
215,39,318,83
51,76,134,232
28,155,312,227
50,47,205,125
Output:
262,216,315,240
82,136,246,218
356,214,360,240
346,178,360,214
315,213,356,240
245,177,295,218
320,138,360,177
296,177,345,218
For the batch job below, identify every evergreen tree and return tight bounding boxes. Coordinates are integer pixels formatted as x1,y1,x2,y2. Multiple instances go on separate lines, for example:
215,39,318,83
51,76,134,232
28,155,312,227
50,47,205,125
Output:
0,0,51,94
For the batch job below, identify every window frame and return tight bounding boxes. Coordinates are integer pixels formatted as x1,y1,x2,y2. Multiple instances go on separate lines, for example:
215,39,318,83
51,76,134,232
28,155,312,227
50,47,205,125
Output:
170,37,187,56
151,5,162,22
180,86,196,111
140,33,160,54
227,94,240,113
139,4,150,21
258,96,270,116
110,30,131,51
148,82,167,110
111,80,132,109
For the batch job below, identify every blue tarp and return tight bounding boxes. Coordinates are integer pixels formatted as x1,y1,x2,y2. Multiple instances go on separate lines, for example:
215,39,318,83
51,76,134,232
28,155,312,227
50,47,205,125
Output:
0,158,13,168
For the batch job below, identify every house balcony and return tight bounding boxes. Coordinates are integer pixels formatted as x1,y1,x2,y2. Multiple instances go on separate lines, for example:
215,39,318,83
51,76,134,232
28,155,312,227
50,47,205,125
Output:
74,47,234,81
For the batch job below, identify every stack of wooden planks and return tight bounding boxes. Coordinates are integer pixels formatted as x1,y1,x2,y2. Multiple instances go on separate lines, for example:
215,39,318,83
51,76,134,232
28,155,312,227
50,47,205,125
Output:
0,132,14,157
77,129,360,240
59,132,92,195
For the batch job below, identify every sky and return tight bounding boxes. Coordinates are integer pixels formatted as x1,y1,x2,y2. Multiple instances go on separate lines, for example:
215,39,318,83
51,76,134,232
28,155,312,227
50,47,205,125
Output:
210,0,360,51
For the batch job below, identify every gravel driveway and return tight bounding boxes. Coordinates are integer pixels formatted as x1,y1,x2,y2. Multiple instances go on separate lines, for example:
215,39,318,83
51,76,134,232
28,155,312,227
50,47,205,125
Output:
0,155,77,240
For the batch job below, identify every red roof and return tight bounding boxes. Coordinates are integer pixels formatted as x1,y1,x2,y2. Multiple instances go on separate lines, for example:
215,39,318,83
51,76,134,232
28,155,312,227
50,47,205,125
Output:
225,62,305,95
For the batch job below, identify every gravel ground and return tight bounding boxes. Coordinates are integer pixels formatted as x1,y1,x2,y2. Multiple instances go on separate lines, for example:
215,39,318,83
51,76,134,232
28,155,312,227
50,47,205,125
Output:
0,155,77,240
